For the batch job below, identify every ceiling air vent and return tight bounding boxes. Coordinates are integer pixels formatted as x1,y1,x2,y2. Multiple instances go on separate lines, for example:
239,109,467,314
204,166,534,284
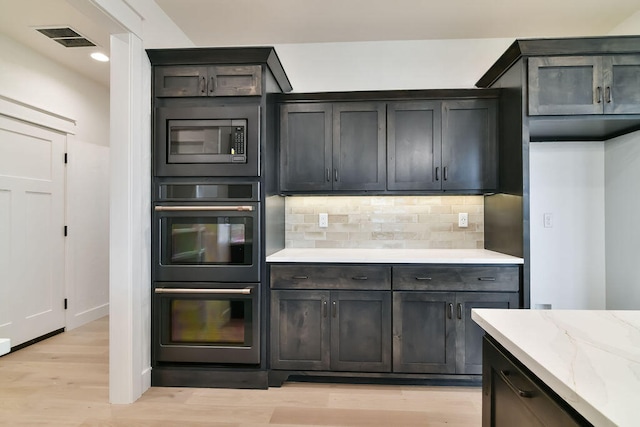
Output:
36,27,96,48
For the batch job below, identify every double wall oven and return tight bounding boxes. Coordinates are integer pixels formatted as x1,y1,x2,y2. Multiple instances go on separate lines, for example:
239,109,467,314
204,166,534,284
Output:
152,177,262,364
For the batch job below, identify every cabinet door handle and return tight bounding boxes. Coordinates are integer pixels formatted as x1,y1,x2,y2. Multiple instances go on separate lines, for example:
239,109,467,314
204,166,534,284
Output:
209,76,215,94
415,277,432,281
326,168,330,182
457,303,462,319
499,370,534,398
351,276,368,281
605,86,612,103
323,300,328,318
334,168,339,182
448,303,453,319
596,86,602,104
443,166,448,181
478,277,496,281
435,167,440,181
200,76,206,94
332,301,337,318
291,275,308,280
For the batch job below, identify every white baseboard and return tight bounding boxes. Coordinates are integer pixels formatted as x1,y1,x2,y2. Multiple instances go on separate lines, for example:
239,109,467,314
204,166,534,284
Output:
66,303,110,331
0,338,10,356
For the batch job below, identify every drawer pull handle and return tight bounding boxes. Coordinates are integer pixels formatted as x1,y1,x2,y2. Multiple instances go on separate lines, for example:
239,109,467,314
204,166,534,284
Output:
415,277,432,281
352,276,368,281
478,277,496,281
291,275,308,280
323,300,328,318
448,303,453,319
332,301,337,318
500,370,534,398
457,303,462,319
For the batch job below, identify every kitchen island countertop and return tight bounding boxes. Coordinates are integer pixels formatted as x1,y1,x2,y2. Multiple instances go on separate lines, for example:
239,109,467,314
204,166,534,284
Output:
266,248,524,264
472,309,640,427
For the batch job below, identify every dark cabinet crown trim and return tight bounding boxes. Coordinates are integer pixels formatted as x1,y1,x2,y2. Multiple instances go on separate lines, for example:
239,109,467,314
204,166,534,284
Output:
147,46,292,93
476,35,640,88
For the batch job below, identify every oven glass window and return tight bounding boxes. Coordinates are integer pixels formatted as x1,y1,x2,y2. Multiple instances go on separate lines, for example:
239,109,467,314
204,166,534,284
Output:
170,299,249,345
164,217,253,265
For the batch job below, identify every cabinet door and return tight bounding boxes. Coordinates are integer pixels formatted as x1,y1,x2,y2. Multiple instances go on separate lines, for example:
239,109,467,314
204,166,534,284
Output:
387,101,442,191
455,292,519,375
392,292,456,374
279,103,333,192
528,56,603,115
154,66,208,97
603,55,640,114
333,103,386,191
208,65,262,96
441,99,498,191
270,290,330,370
331,291,391,372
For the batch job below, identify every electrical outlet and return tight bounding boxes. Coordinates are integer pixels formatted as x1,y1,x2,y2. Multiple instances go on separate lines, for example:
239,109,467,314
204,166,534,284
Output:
319,213,328,228
458,212,468,228
544,213,553,228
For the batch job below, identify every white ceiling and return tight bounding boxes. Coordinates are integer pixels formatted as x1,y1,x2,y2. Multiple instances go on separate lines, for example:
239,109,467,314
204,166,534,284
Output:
1,0,639,87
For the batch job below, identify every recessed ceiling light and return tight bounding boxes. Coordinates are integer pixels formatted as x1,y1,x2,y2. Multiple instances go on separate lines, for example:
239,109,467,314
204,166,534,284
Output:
91,52,109,62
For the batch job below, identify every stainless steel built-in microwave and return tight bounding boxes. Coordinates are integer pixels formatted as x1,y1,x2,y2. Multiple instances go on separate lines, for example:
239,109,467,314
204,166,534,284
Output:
168,119,247,164
155,105,260,177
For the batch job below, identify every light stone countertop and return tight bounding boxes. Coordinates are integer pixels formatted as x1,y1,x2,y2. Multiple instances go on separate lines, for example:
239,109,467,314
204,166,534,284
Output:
266,248,524,264
472,309,640,427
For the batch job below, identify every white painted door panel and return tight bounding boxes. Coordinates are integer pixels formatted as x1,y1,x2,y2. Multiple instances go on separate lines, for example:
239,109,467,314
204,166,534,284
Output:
0,115,65,347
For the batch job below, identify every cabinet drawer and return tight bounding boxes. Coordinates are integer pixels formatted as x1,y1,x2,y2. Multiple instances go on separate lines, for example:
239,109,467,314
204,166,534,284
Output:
270,265,391,290
393,265,519,292
485,338,585,426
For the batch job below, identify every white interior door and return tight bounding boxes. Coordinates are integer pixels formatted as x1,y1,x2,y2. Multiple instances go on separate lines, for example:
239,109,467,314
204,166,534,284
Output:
0,115,66,347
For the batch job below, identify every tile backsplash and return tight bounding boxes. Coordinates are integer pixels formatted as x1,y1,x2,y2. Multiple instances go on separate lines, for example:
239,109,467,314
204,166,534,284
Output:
285,196,484,249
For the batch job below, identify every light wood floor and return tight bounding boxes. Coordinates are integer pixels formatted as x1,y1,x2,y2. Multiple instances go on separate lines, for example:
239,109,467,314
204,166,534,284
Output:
0,317,482,426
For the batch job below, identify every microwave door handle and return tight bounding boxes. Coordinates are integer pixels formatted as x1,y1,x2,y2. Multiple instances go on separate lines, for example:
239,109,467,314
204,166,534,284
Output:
154,205,254,212
155,288,253,295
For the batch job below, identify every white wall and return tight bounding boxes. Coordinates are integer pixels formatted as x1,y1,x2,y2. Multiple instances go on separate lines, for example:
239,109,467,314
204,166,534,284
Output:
65,139,110,329
0,34,109,148
605,130,640,309
274,38,513,92
0,34,110,329
529,142,606,309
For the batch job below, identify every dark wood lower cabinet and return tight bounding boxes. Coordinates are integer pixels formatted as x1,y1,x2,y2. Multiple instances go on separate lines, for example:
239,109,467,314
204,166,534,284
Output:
270,290,391,372
483,337,591,427
393,291,518,375
269,263,521,383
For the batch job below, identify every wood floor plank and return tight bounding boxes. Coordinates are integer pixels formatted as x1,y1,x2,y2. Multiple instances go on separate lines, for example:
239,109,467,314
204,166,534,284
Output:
0,317,482,426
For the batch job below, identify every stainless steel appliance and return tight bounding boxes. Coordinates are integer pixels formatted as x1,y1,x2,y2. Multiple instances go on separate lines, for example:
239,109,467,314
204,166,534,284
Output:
154,104,260,177
153,180,260,283
153,282,259,364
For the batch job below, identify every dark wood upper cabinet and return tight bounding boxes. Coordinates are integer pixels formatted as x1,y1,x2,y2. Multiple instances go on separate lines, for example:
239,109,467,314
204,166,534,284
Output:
528,55,640,116
279,103,332,192
279,102,386,192
387,99,497,192
280,93,498,194
332,102,386,191
387,101,442,191
442,99,498,191
154,65,262,97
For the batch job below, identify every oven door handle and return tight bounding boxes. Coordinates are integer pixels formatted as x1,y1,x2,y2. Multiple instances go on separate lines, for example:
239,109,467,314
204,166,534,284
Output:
154,205,254,212
154,287,253,295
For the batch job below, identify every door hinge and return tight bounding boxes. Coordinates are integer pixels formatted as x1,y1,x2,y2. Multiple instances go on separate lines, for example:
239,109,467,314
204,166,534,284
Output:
64,153,68,164
64,298,68,310
64,225,68,236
